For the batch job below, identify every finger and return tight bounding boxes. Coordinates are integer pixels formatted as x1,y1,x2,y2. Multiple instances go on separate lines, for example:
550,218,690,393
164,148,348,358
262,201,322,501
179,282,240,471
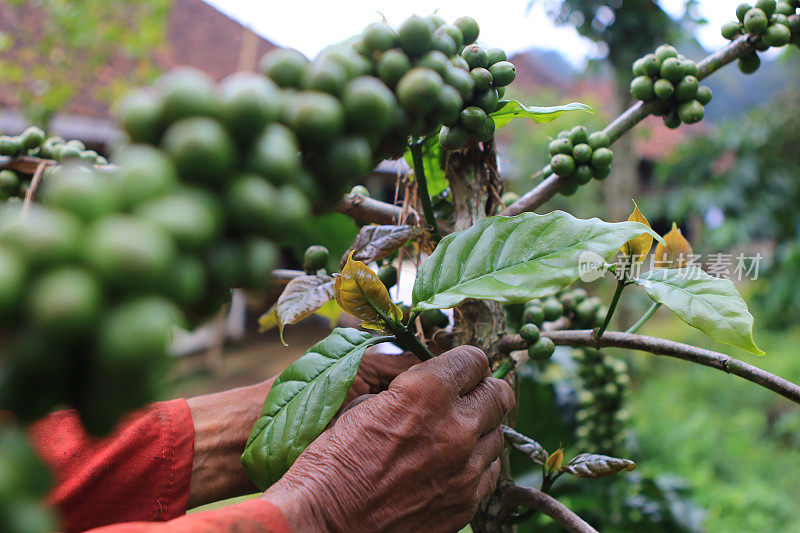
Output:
360,348,421,390
327,393,374,429
469,426,504,471
459,377,515,436
476,458,502,503
423,345,490,397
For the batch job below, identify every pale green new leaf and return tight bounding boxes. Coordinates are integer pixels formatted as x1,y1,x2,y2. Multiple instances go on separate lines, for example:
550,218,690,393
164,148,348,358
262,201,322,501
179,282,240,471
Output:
242,328,380,489
634,268,764,355
491,100,594,129
412,211,662,311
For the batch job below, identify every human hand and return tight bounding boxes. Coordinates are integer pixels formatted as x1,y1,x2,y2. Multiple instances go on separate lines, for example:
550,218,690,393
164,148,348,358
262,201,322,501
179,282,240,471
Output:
265,345,515,532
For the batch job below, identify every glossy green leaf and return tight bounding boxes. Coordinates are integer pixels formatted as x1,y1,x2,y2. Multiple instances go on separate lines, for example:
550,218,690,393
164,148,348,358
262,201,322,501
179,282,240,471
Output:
242,328,381,489
634,268,764,355
412,211,661,311
561,453,636,479
491,100,593,129
403,134,449,198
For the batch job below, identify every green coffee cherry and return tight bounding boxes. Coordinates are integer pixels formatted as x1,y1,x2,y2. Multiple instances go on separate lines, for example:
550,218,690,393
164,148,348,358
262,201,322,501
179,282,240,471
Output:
501,191,519,205
722,21,744,39
523,305,546,326
377,264,398,289
461,44,487,69
653,78,675,100
485,47,507,65
572,143,592,164
454,16,480,44
590,148,613,170
551,154,576,177
756,0,777,17
528,337,555,361
631,76,655,101
377,49,412,87
488,61,516,87
543,298,564,321
738,51,761,73
678,100,705,124
398,16,434,57
745,8,769,33
304,245,329,273
587,131,610,149
548,137,573,156
519,323,541,344
420,308,448,329
569,125,589,145
654,44,678,61
259,48,309,88
470,67,493,90
695,85,713,106
737,2,753,22
763,23,791,45
439,125,468,150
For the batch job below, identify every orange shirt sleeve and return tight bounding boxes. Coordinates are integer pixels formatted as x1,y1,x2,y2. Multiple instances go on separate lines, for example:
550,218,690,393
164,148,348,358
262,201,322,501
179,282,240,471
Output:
83,500,291,533
29,399,195,532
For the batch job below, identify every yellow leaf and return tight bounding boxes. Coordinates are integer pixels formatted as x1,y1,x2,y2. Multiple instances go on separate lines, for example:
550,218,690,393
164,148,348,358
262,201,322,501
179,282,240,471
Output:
654,222,693,268
546,448,564,472
314,299,343,327
258,305,278,333
620,200,653,264
334,251,403,330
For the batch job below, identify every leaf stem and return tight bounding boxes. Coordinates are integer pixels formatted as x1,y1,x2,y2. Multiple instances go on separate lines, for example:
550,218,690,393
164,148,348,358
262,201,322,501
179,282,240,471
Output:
594,279,626,339
626,302,661,334
386,321,434,361
492,358,515,379
409,141,442,243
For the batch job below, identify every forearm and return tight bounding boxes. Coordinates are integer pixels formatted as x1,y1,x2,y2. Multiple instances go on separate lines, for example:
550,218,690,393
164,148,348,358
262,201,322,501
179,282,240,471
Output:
186,379,275,509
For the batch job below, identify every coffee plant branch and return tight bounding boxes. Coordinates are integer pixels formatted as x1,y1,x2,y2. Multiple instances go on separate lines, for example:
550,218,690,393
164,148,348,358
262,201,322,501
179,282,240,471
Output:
335,191,419,225
498,329,800,404
500,484,598,533
501,34,757,216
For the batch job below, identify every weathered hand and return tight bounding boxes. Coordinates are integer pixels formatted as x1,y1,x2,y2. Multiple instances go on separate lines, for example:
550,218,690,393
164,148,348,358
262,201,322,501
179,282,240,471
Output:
265,345,515,532
345,346,421,403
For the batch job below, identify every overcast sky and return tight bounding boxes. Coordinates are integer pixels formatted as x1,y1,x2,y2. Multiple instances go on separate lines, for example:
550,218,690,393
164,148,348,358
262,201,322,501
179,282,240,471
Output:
204,0,741,65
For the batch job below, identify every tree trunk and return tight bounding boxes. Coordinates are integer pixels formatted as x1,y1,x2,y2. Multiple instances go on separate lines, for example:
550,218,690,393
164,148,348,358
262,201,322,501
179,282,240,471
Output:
446,139,514,532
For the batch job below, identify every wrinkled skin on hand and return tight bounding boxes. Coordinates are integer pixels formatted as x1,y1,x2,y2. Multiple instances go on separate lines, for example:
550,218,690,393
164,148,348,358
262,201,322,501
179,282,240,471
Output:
265,346,515,532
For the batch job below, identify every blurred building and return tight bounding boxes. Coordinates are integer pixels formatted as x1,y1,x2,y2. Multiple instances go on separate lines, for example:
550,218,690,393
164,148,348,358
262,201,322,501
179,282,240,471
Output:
0,0,277,149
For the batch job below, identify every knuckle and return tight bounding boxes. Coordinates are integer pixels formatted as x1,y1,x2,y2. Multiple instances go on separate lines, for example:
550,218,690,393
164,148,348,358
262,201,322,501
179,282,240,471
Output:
484,377,516,414
441,345,489,377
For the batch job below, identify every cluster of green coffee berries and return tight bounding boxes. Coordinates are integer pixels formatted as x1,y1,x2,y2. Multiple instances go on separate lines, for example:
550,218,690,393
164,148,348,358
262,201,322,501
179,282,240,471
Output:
548,126,613,194
0,127,108,166
437,43,516,150
0,427,56,533
630,45,712,129
573,347,630,455
508,288,609,362
722,0,800,72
